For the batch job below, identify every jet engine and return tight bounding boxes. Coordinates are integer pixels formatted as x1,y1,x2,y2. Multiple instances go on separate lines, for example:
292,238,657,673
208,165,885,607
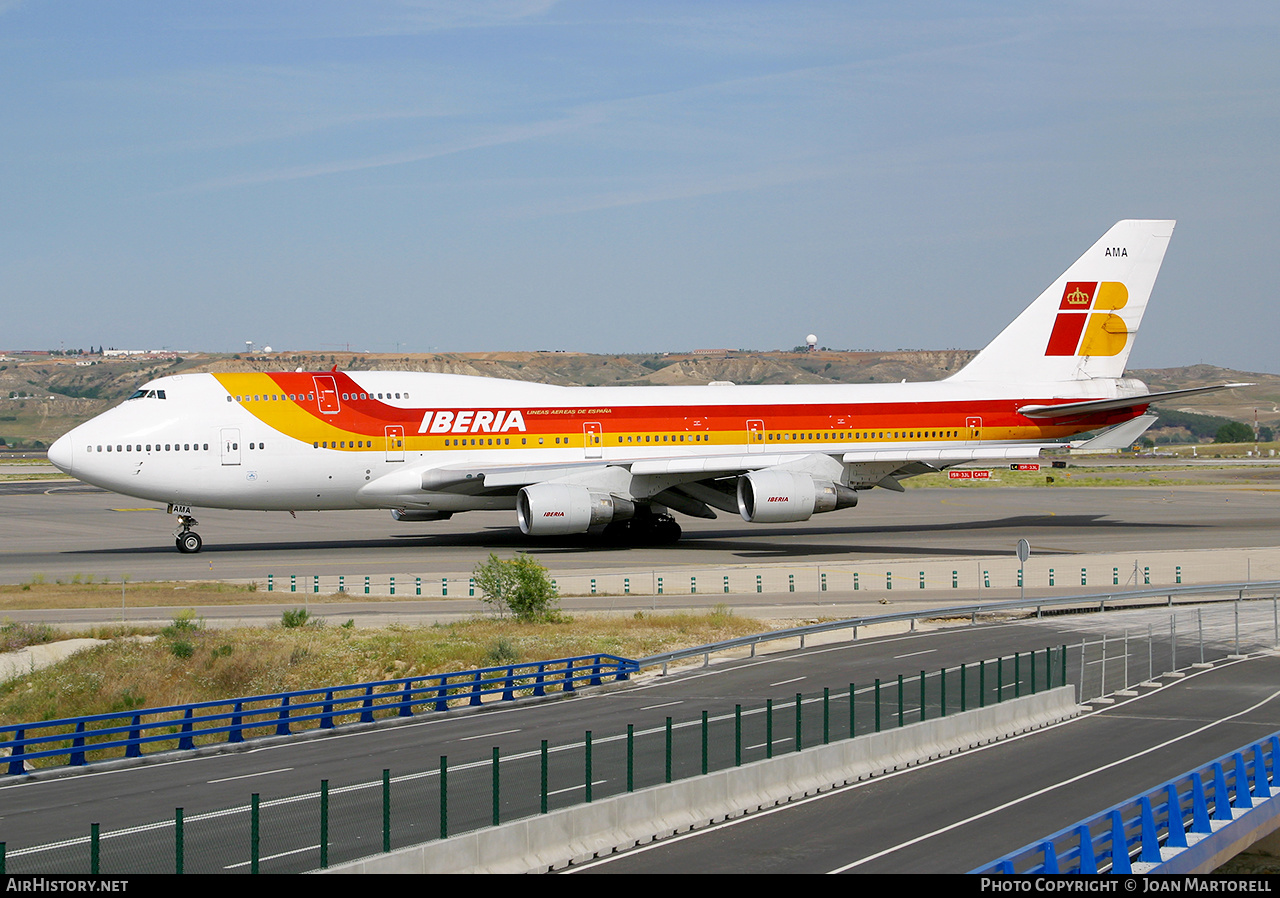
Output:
736,470,858,523
517,483,635,535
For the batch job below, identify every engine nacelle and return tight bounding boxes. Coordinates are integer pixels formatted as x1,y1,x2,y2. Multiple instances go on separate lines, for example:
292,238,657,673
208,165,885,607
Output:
517,483,635,535
737,470,858,523
390,509,454,523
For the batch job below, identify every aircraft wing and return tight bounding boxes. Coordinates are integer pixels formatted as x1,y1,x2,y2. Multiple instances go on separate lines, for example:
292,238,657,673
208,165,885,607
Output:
366,442,1060,511
406,445,1051,488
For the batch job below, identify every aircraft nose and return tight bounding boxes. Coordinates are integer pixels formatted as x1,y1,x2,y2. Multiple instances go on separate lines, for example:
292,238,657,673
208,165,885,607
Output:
48,433,74,474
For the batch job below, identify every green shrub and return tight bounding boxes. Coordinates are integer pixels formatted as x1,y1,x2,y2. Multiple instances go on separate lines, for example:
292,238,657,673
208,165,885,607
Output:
472,553,560,622
281,608,311,629
482,637,520,665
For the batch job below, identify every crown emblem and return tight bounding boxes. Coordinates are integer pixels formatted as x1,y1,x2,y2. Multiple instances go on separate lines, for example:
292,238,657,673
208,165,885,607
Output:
1064,286,1091,305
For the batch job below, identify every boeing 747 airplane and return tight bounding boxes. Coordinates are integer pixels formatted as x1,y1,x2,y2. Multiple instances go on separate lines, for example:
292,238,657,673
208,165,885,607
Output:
48,220,1244,552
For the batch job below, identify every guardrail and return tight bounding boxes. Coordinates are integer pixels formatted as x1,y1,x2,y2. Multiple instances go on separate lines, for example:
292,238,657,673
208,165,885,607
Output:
0,647,1067,874
972,731,1280,874
639,580,1280,673
0,654,636,776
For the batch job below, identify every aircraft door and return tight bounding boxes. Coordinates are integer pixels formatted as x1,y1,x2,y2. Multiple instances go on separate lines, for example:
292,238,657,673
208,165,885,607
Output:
966,416,982,446
584,422,603,459
385,425,405,462
221,428,241,466
313,376,341,415
747,419,765,453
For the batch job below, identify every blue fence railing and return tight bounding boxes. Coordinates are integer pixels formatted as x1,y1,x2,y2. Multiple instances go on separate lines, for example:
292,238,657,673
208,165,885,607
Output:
0,654,637,775
972,732,1280,874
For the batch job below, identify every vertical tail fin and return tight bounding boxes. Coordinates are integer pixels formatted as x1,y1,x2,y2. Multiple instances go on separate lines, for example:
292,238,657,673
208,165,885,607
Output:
947,220,1175,383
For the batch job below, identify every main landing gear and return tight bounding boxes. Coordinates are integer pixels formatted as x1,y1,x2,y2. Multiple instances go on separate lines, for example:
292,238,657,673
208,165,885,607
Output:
603,510,683,546
174,514,203,554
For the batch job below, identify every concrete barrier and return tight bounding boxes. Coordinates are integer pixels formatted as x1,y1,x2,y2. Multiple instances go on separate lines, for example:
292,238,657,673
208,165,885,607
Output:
256,546,1280,601
322,686,1080,874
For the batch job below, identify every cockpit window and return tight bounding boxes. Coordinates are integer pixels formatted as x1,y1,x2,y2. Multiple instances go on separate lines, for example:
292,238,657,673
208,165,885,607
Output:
127,389,167,400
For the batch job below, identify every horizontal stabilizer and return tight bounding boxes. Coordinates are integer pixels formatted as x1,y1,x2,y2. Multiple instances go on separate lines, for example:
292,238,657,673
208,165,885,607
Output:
1017,384,1251,419
1071,414,1159,450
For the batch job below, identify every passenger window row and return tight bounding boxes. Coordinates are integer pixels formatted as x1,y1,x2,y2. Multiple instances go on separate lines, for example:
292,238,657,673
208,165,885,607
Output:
230,394,314,402
88,443,210,453
227,391,409,403
766,430,959,441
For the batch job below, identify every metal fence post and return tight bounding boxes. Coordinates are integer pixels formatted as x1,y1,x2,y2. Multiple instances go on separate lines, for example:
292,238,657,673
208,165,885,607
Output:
250,794,259,874
540,740,549,812
175,807,184,874
702,712,709,774
919,671,926,722
665,717,673,782
849,683,856,739
439,756,448,840
585,732,592,803
897,674,904,726
384,768,392,851
823,687,830,744
734,705,742,766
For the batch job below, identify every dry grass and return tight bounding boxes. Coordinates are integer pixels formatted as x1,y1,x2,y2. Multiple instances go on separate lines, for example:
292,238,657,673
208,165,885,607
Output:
0,608,764,729
1,580,347,611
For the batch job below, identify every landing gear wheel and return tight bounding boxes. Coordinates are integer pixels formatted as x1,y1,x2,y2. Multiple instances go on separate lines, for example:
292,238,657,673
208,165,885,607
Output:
176,531,203,554
607,511,682,546
650,514,682,545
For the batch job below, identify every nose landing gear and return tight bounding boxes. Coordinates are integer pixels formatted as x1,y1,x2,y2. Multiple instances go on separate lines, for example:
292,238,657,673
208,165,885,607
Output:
173,514,203,553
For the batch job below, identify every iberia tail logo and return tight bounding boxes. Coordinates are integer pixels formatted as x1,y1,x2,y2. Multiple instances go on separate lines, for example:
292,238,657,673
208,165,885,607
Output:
1045,281,1130,356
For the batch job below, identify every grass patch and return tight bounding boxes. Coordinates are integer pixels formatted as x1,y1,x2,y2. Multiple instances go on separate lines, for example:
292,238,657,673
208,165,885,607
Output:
0,581,350,612
0,611,769,734
0,620,58,653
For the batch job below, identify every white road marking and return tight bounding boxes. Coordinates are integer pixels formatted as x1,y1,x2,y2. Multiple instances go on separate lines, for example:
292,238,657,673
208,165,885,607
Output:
208,767,293,784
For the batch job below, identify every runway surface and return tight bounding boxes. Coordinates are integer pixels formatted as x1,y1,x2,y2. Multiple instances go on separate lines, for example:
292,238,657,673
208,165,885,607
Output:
3,480,1280,590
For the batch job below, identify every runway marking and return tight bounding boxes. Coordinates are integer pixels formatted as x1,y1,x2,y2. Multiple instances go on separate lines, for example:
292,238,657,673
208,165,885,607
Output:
460,728,521,741
549,779,607,797
640,700,684,711
747,738,793,751
893,649,936,659
769,676,806,687
225,843,319,869
110,508,158,512
208,767,293,784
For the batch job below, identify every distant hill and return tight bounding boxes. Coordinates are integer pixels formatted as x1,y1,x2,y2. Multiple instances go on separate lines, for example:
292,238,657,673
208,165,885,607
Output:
1,349,1273,449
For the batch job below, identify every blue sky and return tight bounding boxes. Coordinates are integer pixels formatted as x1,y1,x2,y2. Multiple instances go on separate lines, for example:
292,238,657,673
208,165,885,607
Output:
3,1,1278,372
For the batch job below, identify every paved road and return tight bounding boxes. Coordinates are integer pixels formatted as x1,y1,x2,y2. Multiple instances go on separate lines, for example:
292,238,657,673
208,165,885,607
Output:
1,602,1275,873
570,652,1280,874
